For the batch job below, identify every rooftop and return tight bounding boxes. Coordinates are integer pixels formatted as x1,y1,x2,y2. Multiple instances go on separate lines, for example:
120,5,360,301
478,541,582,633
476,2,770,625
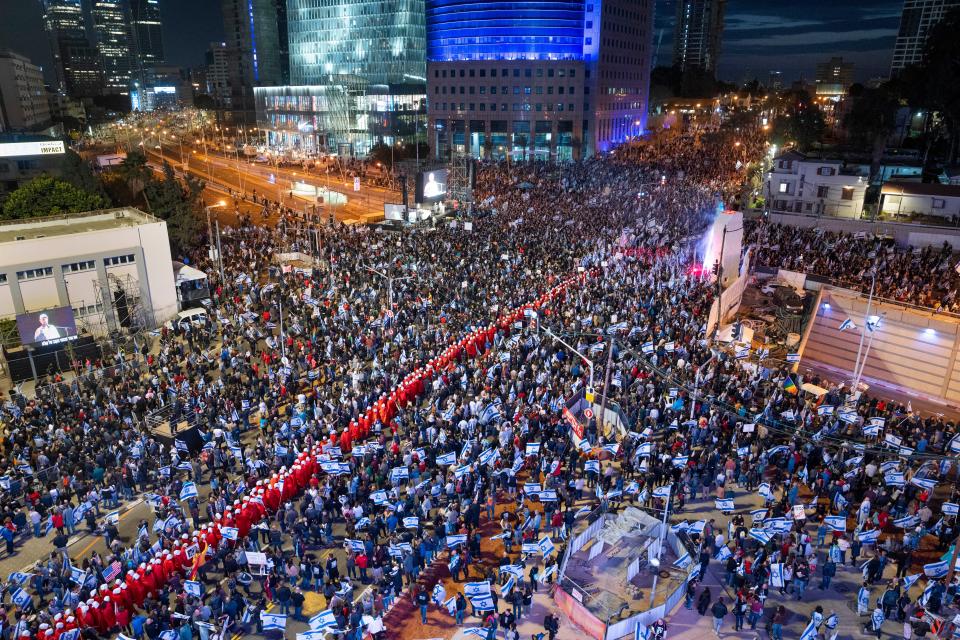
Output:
881,181,960,198
0,208,159,244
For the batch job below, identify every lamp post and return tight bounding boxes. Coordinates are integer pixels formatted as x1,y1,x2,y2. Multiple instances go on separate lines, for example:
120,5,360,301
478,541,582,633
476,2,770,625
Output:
364,265,414,311
543,328,594,390
205,200,227,283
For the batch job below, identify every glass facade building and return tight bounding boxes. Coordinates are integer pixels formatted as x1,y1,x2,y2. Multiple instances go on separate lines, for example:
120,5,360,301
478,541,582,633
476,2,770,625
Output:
426,0,586,61
42,0,103,98
91,0,134,94
287,0,426,85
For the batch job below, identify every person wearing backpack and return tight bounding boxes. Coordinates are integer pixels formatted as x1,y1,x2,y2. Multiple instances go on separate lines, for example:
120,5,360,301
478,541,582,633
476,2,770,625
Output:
711,597,728,635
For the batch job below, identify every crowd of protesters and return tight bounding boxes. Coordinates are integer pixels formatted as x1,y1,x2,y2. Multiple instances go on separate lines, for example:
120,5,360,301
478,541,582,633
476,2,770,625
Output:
0,120,955,640
746,220,960,312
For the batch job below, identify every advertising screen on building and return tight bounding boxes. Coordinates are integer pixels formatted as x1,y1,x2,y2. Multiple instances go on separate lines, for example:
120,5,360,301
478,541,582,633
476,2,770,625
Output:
416,169,448,204
0,140,65,158
16,306,78,347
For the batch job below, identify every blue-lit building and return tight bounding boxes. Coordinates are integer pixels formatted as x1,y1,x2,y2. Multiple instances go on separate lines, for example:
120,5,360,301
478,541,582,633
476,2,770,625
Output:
426,0,654,160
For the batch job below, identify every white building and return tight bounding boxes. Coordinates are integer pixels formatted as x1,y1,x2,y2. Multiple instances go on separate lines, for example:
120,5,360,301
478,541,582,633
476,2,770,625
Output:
0,208,177,334
765,150,867,218
880,181,960,221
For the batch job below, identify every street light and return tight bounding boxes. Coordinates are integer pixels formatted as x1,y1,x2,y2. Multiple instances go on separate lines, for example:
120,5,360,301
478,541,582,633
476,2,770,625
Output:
206,200,228,282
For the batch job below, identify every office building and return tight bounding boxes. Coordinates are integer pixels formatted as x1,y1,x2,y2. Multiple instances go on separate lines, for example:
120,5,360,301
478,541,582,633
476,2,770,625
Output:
890,0,960,75
91,0,134,94
287,0,425,86
0,135,67,198
0,207,178,334
256,0,427,156
41,0,103,98
673,0,726,74
424,0,654,160
220,0,283,124
0,51,53,133
815,56,855,97
129,0,165,87
205,42,232,109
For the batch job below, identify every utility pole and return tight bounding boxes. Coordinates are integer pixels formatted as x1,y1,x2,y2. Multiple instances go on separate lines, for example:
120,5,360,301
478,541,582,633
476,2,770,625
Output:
648,487,672,606
852,271,876,395
544,328,595,390
597,337,615,438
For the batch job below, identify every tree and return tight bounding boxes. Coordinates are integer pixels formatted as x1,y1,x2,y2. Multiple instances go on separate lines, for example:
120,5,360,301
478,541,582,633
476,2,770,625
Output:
60,149,104,196
193,94,217,111
770,90,826,152
843,84,901,183
143,162,204,253
1,176,108,220
116,150,152,202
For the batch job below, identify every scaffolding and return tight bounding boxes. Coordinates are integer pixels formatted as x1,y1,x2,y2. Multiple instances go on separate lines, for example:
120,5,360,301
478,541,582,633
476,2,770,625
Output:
447,151,474,206
89,272,152,344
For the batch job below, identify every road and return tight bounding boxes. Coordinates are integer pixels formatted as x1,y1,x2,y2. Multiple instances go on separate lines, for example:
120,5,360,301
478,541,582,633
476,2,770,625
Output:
144,143,400,225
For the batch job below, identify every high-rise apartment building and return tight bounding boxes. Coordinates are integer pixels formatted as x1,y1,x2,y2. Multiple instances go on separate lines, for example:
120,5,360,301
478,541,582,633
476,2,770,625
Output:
890,0,960,75
41,0,103,98
672,0,726,74
205,42,232,109
220,0,283,123
425,0,654,160
91,0,134,94
129,0,165,86
0,51,53,132
815,57,855,96
287,0,425,86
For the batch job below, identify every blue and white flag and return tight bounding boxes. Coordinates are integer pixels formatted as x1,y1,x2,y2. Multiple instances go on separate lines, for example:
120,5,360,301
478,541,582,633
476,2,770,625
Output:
674,553,692,569
309,609,337,630
576,506,591,519
943,503,960,517
817,405,835,416
652,485,671,499
715,498,734,511
824,516,847,532
603,443,620,457
221,526,239,541
715,546,733,561
636,442,653,457
641,341,654,355
344,539,365,553
911,477,937,491
925,560,950,578
673,455,689,468
858,529,880,544
260,612,287,631
902,574,921,592
758,483,774,500
750,509,767,522
447,534,468,548
884,472,905,487
11,587,31,609
786,353,800,363
584,460,600,474
371,490,388,505
179,482,198,500
634,624,649,640
525,443,541,457
839,318,855,332
799,619,818,640
501,575,516,598
184,580,202,597
537,489,558,502
749,529,772,545
469,594,495,611
8,572,31,586
464,581,492,598
893,515,920,529
538,536,556,556
769,563,785,588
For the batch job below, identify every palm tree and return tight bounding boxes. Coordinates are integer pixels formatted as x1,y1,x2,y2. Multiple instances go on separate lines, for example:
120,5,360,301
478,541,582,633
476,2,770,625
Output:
117,150,153,208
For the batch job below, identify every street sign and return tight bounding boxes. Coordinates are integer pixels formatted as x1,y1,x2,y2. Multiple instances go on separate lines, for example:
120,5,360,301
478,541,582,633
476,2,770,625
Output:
584,408,594,419
353,177,360,192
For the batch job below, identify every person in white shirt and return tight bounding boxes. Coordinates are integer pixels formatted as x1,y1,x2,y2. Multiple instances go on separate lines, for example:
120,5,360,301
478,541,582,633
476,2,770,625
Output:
33,313,61,341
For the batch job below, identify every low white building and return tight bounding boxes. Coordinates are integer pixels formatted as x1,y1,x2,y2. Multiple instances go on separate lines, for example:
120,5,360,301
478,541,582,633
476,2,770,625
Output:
765,150,867,218
880,181,960,222
0,208,177,335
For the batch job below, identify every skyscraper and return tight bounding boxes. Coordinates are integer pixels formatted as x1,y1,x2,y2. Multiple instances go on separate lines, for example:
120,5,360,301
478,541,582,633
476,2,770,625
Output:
220,0,283,123
41,0,103,98
287,0,425,86
129,0,165,86
91,0,134,94
672,0,726,74
425,0,654,159
890,0,960,75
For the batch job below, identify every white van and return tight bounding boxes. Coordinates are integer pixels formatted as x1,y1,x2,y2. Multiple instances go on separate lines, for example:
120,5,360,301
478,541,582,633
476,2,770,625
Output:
173,307,208,330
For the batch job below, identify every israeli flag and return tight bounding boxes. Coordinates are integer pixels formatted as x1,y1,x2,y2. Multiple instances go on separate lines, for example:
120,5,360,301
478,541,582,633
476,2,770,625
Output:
525,442,541,457
715,498,735,511
636,442,653,457
344,539,365,553
521,542,540,555
391,466,409,482
179,482,198,501
174,439,189,453
902,574,921,591
799,619,818,640
943,503,959,517
584,460,600,474
538,536,556,556
769,563,785,588
447,534,468,548
603,443,620,457
469,594,496,611
464,581,492,598
825,516,847,532
309,609,337,630
858,529,880,544
635,624,650,640
925,560,950,578
863,422,882,437
371,490,388,505
911,477,937,491
538,490,558,502
501,575,516,598
220,526,239,541
758,483,774,500
403,517,419,529
715,546,733,561
11,587,31,609
949,433,960,454
674,553,692,569
355,517,371,530
749,528,772,544
838,317,855,332
786,353,800,363
687,520,707,535
260,613,287,631
490,532,511,541
893,515,920,529
884,472,905,487
479,448,500,467
500,564,524,579
8,572,31,586
673,455,689,468
817,405,835,417
750,508,767,522
60,631,79,640
184,580,202,597
575,506,591,519
540,564,558,584
652,485,671,499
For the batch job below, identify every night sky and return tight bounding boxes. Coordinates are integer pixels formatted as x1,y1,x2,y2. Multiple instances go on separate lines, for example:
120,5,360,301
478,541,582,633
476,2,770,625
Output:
0,0,902,87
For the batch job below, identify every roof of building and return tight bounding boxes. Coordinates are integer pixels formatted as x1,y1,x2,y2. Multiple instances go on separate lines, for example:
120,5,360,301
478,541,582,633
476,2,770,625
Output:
881,181,960,198
0,208,159,244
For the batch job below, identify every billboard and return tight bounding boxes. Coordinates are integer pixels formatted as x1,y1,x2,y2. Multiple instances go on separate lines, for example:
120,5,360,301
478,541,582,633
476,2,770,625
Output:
16,306,78,347
384,203,406,221
0,140,65,158
415,169,448,204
